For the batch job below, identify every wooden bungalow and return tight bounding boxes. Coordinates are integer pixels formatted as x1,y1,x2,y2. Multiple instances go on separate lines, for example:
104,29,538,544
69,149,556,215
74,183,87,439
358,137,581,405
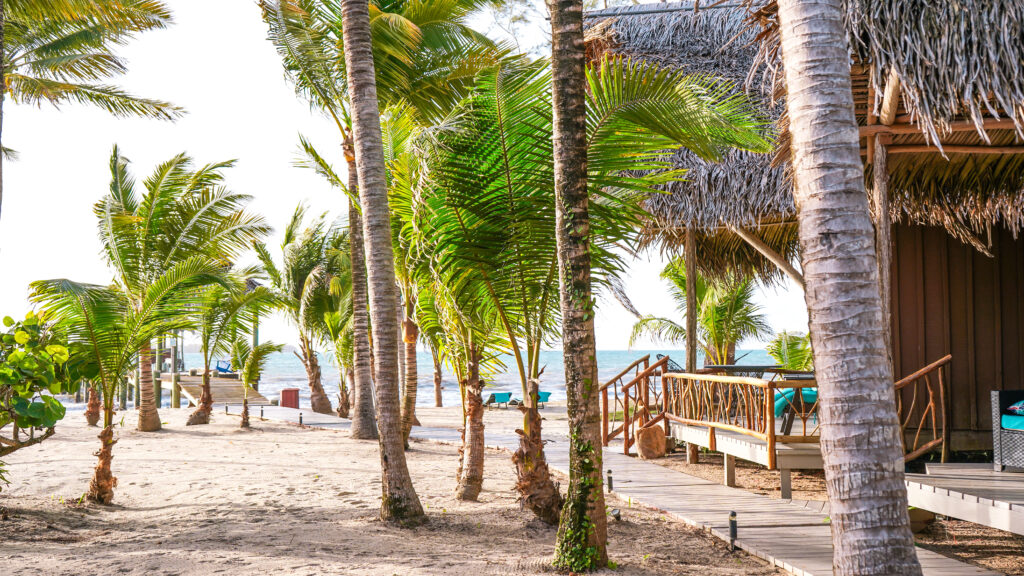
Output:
586,1,1024,452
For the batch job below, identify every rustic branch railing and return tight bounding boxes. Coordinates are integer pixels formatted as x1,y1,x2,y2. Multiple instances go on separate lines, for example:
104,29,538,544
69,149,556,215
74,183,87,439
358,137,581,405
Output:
600,355,669,453
895,354,951,463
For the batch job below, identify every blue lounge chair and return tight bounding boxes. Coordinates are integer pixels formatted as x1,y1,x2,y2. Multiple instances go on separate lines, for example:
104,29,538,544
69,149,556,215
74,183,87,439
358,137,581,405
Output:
512,390,552,409
484,392,512,408
215,360,232,374
773,388,818,417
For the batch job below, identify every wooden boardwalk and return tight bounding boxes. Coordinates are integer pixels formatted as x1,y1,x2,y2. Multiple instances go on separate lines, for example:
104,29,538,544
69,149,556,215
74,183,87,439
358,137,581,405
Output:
229,405,1001,576
906,463,1024,536
161,374,271,407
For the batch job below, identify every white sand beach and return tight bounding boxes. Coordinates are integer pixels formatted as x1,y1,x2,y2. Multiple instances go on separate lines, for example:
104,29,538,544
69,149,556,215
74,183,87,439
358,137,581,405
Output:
0,408,778,576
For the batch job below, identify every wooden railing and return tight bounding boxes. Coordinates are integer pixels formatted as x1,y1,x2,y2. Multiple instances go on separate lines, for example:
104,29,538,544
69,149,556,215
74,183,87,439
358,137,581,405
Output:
658,372,820,469
895,354,951,462
600,355,668,454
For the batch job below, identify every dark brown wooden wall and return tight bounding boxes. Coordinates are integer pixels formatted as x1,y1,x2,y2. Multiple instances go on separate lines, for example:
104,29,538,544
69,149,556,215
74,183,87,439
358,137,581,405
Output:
891,224,1024,448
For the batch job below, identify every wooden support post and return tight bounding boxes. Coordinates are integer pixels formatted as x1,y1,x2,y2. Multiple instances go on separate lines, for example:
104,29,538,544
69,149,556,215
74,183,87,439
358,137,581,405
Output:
134,372,141,409
684,227,699,464
687,442,700,464
728,225,805,289
723,454,736,487
153,369,162,409
171,372,181,409
873,134,894,367
602,387,609,446
119,377,127,410
780,468,792,500
252,317,260,391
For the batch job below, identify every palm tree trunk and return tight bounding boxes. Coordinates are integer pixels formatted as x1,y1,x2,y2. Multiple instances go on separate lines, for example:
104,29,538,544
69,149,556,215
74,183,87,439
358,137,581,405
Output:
187,362,213,425
336,371,352,418
347,172,378,439
513,378,562,523
137,342,161,431
240,397,250,429
776,0,921,573
432,347,443,407
88,392,118,504
301,336,333,414
85,381,101,426
400,298,419,443
548,0,608,569
340,0,423,523
455,349,484,501
1,0,6,228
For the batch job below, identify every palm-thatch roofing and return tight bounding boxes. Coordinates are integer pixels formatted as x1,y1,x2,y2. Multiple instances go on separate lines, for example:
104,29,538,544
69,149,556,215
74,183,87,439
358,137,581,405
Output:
586,0,1024,277
586,2,795,282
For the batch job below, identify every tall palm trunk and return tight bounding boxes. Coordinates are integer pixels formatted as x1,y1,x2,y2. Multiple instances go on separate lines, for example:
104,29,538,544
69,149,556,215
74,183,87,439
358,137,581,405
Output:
431,347,443,407
137,341,161,431
1,0,5,228
187,361,213,425
347,171,378,439
340,0,423,523
776,0,921,573
513,377,563,524
549,0,607,569
455,349,484,500
300,335,333,414
88,393,117,504
400,297,418,443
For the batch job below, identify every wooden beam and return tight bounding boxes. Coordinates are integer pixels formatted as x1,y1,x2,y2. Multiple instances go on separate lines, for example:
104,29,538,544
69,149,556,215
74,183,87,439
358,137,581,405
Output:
860,118,1022,137
685,226,698,372
728,225,806,290
872,136,894,369
889,145,1024,155
879,68,901,126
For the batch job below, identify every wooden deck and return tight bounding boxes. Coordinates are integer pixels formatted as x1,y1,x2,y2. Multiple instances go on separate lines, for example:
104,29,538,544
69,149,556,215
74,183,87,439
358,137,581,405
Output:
232,405,999,576
906,463,1024,536
673,423,823,499
159,374,270,406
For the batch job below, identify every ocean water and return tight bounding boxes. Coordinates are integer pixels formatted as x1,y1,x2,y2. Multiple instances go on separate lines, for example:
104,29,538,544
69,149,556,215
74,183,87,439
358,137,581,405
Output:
180,348,773,410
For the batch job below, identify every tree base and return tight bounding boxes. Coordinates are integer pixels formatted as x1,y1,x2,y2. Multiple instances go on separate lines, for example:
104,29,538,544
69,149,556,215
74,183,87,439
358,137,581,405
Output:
186,408,211,426
513,401,563,525
88,426,118,504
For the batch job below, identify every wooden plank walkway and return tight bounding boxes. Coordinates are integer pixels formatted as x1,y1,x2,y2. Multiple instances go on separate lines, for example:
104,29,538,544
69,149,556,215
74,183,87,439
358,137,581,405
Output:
162,374,271,406
228,405,1001,576
905,463,1024,535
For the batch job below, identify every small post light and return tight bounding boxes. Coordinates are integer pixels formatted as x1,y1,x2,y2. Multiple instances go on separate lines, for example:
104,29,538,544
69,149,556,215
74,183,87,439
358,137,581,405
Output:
260,405,264,419
606,469,614,493
225,404,228,414
729,511,738,551
610,508,621,521
299,412,303,426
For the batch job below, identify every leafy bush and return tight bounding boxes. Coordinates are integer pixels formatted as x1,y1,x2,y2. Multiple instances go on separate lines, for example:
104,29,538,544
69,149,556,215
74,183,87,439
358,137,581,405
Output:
0,312,84,487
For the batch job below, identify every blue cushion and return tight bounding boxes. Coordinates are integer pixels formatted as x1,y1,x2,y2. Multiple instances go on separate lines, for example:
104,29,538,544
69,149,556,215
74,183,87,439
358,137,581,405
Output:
1002,414,1024,431
486,392,512,404
1008,400,1024,414
537,391,551,402
774,389,818,417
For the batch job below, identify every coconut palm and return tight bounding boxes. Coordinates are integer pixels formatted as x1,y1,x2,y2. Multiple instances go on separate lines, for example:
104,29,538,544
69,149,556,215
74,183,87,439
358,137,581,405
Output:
231,338,284,429
96,146,270,432
415,56,769,525
186,279,275,425
254,205,344,415
766,331,813,372
262,0,502,446
31,257,226,503
1,0,182,225
774,0,922,573
629,260,771,365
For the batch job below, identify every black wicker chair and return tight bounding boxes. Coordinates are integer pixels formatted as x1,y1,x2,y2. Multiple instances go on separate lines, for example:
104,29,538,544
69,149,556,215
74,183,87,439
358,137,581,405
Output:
991,390,1024,471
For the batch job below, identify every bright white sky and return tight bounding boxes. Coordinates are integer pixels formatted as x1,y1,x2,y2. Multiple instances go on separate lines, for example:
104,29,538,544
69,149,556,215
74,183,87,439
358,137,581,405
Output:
0,0,808,351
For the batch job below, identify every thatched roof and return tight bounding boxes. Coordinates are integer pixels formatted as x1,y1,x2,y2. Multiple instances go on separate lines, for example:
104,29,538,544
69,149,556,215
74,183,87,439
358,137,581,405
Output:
586,2,795,282
587,0,1024,276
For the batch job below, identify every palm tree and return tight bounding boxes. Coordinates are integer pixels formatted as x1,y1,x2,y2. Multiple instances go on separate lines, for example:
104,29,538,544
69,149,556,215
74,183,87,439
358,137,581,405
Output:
186,279,275,425
547,0,610,567
774,0,922,573
1,0,182,225
31,257,225,503
629,260,771,365
96,146,270,432
416,56,768,526
337,0,423,523
766,331,813,371
231,338,284,429
254,205,342,415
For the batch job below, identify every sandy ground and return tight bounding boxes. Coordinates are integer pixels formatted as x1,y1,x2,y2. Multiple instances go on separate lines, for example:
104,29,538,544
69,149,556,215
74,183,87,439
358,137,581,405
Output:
0,408,778,576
